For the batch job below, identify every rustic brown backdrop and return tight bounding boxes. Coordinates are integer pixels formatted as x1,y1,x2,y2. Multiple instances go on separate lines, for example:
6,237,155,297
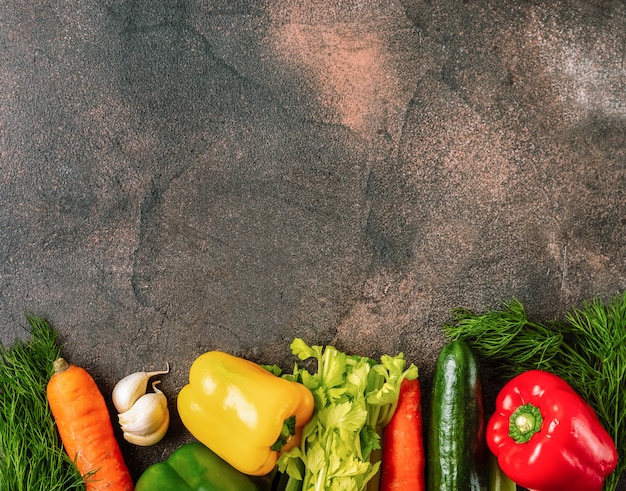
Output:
1,0,625,484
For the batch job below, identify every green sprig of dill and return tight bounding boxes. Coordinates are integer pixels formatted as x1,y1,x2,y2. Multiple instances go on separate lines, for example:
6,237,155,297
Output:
0,316,85,491
443,292,626,491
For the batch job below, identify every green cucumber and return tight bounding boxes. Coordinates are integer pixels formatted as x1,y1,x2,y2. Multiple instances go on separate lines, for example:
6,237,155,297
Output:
488,452,517,491
427,339,488,491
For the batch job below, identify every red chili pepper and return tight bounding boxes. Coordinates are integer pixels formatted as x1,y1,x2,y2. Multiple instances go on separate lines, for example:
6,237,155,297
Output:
487,370,617,491
380,377,425,491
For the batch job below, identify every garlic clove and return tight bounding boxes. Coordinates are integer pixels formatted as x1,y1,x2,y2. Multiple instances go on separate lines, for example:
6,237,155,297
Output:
118,380,170,447
122,411,170,447
119,395,167,435
118,381,169,437
112,363,170,413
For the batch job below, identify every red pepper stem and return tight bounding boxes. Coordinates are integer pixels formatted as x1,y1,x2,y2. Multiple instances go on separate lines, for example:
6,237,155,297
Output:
508,403,543,444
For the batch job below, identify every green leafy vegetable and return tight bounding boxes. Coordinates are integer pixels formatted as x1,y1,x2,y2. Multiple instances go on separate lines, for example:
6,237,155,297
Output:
276,338,418,491
443,292,626,491
0,316,85,491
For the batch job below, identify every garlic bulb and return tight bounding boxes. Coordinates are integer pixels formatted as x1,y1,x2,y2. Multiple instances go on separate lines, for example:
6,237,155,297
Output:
118,380,170,446
112,363,170,413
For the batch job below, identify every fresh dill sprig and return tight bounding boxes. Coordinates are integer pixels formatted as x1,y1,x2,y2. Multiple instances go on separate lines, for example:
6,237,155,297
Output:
0,316,85,491
445,300,565,376
443,292,626,491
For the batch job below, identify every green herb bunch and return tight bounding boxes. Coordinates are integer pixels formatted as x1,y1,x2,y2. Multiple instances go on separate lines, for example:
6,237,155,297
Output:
0,316,85,491
444,291,626,491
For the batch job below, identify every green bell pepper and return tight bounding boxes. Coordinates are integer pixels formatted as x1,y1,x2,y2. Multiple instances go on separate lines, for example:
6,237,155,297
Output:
135,442,265,491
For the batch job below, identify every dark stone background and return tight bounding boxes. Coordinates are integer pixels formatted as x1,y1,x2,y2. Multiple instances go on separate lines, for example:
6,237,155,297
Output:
2,0,625,485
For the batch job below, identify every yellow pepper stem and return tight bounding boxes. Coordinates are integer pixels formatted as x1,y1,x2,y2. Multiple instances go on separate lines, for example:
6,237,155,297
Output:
271,416,296,451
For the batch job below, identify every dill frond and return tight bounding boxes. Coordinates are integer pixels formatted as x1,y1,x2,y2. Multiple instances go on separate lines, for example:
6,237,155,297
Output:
0,316,85,491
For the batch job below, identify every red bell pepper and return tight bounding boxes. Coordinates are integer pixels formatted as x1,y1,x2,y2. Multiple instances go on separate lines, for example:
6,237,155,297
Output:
487,370,617,491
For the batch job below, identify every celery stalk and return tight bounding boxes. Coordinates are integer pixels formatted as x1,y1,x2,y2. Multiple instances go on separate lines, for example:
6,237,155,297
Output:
276,339,418,491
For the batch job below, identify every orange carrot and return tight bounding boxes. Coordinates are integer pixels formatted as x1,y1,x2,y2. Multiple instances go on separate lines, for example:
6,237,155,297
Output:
47,358,134,491
380,377,425,491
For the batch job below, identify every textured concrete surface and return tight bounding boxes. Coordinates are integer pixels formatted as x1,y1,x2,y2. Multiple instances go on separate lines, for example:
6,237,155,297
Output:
1,0,625,484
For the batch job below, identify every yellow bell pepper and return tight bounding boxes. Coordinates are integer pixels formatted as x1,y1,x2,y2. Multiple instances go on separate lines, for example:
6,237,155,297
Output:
177,351,314,476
